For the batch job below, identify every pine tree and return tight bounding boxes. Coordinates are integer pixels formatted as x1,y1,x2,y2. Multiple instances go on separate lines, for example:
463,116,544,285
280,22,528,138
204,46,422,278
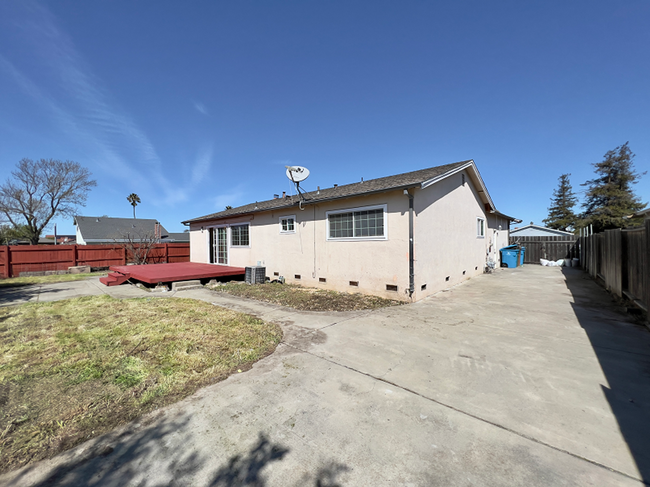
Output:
581,142,646,232
543,174,577,232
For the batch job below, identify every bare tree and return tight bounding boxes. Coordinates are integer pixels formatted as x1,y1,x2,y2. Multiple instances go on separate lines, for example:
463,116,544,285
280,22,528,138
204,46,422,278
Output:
0,159,97,244
114,229,160,265
127,193,141,218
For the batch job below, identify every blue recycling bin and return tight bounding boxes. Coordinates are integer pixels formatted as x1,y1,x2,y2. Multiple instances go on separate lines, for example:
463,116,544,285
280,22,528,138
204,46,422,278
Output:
500,245,524,268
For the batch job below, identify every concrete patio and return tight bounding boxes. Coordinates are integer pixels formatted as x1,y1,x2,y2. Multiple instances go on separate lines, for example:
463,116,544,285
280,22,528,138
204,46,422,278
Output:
1,266,649,486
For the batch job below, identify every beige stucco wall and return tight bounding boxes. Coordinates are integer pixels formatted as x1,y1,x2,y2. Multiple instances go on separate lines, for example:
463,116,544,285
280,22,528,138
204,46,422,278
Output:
412,169,492,300
486,214,510,267
188,169,508,302
190,191,411,301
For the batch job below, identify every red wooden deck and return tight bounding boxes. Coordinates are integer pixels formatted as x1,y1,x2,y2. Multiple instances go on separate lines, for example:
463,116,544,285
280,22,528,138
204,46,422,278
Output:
100,262,245,286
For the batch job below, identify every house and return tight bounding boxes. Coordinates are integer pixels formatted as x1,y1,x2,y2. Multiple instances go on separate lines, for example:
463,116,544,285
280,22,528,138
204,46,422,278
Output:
182,160,518,302
634,208,650,220
163,232,190,243
510,224,574,238
74,216,175,244
38,235,76,245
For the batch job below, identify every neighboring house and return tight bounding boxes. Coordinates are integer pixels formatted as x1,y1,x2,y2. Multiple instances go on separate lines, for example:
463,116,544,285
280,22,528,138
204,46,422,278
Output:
75,216,169,244
38,235,76,245
634,208,650,220
510,225,574,238
163,232,190,243
183,160,518,302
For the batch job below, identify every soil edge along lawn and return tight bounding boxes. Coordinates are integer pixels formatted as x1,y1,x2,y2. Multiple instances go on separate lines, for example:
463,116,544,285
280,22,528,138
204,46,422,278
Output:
0,295,282,474
210,282,404,311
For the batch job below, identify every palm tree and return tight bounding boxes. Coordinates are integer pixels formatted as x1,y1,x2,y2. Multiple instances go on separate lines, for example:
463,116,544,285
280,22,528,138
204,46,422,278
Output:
127,193,141,219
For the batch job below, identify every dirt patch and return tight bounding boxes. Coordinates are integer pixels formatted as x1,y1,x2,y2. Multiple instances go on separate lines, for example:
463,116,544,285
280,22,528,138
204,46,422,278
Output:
210,283,403,312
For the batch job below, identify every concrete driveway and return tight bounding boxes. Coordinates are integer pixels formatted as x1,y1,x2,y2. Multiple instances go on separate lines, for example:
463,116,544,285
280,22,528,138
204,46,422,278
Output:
2,267,649,486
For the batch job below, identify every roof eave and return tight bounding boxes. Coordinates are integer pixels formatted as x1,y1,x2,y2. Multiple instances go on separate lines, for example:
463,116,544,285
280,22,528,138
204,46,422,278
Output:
420,160,496,211
183,183,424,225
490,210,522,223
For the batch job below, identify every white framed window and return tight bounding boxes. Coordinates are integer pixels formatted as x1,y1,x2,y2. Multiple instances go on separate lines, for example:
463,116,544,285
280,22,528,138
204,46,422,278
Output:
230,224,250,247
477,217,485,238
326,204,387,241
279,215,296,234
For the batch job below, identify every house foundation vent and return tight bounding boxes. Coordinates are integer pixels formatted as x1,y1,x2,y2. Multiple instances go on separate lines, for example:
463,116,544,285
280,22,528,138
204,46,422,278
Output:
386,284,398,292
294,274,301,280
421,284,427,291
349,281,359,287
245,266,266,285
319,277,327,283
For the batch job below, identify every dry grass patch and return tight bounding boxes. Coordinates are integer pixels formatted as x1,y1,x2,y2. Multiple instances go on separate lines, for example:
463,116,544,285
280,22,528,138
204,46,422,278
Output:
0,272,102,289
0,295,282,474
211,282,403,311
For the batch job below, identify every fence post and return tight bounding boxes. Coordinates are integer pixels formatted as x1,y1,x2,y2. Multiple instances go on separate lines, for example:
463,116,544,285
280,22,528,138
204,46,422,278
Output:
71,245,77,267
4,246,10,278
122,246,127,265
645,220,650,312
165,243,169,263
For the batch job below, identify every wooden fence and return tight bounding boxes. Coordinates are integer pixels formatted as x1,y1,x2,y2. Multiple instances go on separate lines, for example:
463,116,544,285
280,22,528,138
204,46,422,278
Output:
581,220,649,311
0,243,190,278
509,235,578,264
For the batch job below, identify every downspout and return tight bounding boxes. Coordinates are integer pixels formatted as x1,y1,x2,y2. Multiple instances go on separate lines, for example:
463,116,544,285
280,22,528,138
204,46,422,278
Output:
404,189,415,298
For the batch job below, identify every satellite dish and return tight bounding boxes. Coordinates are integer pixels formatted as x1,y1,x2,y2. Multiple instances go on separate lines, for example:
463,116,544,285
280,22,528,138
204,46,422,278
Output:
285,166,310,183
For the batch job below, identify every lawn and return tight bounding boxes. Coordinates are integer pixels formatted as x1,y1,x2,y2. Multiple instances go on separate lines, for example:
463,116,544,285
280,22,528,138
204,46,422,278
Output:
0,272,102,289
210,282,404,311
0,295,282,474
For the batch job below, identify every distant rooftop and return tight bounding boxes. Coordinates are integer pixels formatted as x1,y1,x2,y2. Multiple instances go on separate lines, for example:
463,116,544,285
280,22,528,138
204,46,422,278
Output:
75,216,169,242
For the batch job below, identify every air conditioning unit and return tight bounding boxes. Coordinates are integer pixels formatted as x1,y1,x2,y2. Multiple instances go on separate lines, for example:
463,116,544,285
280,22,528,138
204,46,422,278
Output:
245,266,266,285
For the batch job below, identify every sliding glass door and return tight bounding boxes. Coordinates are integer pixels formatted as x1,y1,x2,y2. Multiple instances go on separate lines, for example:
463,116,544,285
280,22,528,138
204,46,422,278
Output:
209,227,228,265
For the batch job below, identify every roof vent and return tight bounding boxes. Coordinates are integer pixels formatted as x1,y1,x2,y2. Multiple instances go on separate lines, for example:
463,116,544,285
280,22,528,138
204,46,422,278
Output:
95,218,99,222
274,194,279,199
333,184,338,187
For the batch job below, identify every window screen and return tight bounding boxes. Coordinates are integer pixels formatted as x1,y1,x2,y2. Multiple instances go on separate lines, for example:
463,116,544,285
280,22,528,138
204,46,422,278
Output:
329,208,384,239
231,224,249,246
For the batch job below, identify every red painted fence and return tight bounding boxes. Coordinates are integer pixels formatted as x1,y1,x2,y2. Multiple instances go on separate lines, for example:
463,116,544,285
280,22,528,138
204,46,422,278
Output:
0,243,190,278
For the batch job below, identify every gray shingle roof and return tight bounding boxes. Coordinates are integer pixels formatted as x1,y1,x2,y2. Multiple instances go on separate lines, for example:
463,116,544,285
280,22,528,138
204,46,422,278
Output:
162,232,190,242
75,216,169,242
183,160,473,224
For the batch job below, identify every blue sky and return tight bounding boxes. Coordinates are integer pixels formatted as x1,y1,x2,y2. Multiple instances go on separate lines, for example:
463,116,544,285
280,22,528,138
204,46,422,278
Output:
1,0,648,235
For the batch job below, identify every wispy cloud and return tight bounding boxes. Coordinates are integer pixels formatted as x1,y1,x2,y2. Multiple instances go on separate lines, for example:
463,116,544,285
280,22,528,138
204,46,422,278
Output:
192,144,213,185
0,2,208,207
213,186,246,210
193,101,209,116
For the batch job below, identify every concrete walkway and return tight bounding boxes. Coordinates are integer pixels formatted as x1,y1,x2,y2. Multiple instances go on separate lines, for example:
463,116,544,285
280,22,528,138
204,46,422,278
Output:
1,267,649,486
0,276,150,306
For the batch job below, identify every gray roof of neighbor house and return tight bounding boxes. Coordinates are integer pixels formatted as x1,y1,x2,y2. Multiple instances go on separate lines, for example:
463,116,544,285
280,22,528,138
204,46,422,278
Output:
634,207,650,218
74,216,169,242
162,232,190,242
184,159,507,224
510,224,574,236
